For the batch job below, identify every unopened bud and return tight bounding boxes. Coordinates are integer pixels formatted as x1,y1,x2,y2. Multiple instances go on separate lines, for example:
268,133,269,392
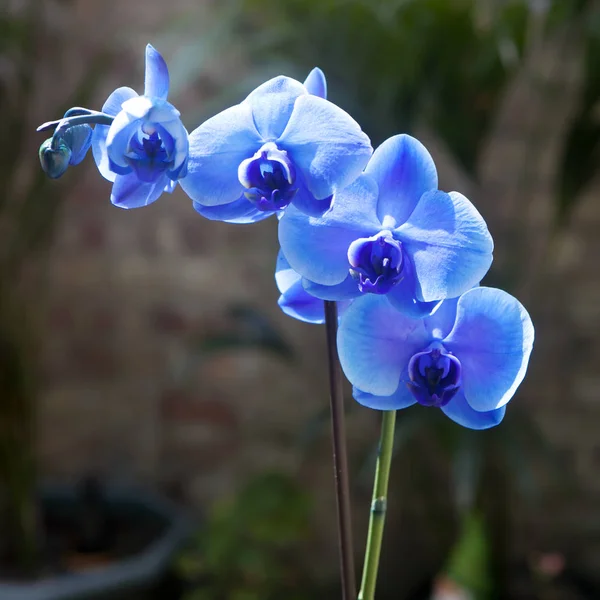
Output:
39,139,71,179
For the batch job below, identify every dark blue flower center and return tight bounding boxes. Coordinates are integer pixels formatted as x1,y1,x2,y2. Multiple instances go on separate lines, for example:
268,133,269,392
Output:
348,232,404,294
125,129,171,183
406,345,461,408
238,143,297,212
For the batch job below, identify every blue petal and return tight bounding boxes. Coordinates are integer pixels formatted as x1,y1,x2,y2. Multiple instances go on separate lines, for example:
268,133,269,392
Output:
441,391,506,430
106,111,140,169
144,44,169,100
101,86,139,117
180,103,262,207
396,190,493,302
111,172,167,209
365,134,438,226
337,294,429,396
278,290,325,324
302,274,361,301
244,76,306,141
276,252,326,324
121,96,177,122
278,94,373,200
424,296,460,340
275,250,301,293
92,87,138,182
443,287,534,412
193,196,273,224
291,179,333,217
108,157,131,176
65,124,93,165
303,67,327,99
353,384,416,411
278,174,380,285
386,255,441,318
157,118,189,175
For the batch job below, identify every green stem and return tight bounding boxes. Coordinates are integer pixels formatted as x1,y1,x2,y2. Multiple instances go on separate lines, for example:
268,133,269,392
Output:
358,410,396,600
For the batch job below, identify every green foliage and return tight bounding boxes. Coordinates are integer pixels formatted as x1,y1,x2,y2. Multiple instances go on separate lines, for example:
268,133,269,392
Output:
444,511,492,599
175,472,317,600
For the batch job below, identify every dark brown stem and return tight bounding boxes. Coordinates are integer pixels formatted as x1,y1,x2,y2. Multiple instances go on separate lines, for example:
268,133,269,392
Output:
324,300,356,599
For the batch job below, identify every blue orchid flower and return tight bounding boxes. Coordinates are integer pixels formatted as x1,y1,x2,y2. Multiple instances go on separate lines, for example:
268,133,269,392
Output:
276,250,350,324
279,134,494,318
91,44,189,209
337,287,534,429
180,69,372,224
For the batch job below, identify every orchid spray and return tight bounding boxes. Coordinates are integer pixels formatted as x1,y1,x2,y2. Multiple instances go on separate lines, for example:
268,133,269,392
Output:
37,44,533,600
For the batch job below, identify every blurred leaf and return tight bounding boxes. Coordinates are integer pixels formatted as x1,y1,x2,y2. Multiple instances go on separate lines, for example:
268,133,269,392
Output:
176,472,315,600
443,511,492,599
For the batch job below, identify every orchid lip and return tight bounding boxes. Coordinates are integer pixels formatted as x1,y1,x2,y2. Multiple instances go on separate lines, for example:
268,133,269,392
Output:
123,130,173,182
347,231,404,295
238,142,298,212
406,343,462,408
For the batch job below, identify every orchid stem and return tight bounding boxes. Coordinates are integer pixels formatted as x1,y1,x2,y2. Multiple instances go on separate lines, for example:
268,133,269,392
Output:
36,111,114,134
358,410,396,600
324,300,356,600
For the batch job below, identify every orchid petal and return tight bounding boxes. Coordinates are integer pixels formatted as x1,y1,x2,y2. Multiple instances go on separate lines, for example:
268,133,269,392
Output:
338,294,429,396
386,255,441,318
181,103,262,206
302,274,361,301
105,112,140,169
193,196,273,224
443,287,534,411
353,384,416,411
291,179,333,217
303,67,327,99
110,172,168,209
278,174,380,285
92,87,138,182
396,190,493,302
276,251,326,324
441,391,506,430
244,76,306,141
366,134,438,226
424,296,460,340
144,44,169,100
279,94,372,199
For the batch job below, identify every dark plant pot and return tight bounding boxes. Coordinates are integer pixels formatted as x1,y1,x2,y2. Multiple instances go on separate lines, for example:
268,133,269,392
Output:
0,484,190,600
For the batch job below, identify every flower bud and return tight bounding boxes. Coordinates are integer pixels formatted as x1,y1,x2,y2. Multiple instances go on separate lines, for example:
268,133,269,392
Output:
39,138,71,179
63,124,93,165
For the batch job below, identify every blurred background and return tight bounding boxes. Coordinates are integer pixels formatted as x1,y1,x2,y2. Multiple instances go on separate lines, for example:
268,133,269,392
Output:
1,0,599,598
